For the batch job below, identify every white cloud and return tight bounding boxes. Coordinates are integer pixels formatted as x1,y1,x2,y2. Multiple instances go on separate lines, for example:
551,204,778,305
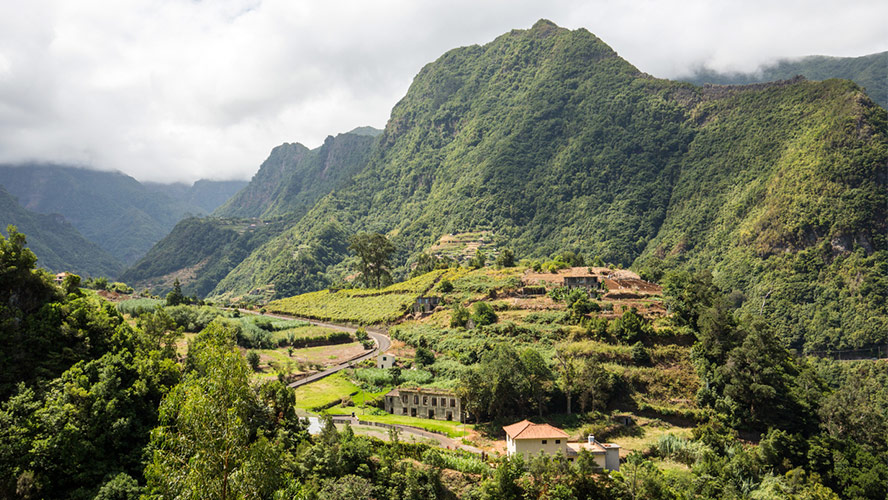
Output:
0,0,885,182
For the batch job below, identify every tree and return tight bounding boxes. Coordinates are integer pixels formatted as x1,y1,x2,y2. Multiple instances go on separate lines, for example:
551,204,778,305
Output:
145,322,286,499
165,278,187,306
349,232,395,289
414,346,435,367
519,348,554,417
496,249,516,268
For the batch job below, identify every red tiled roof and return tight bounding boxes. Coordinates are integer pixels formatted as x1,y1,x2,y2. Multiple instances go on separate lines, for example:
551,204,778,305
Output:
503,420,569,440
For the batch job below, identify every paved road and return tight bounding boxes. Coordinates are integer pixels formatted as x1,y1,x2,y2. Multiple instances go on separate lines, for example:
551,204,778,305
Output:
234,309,390,388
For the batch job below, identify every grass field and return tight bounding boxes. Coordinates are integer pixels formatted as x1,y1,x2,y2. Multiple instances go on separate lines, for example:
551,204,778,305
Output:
292,372,360,410
337,409,473,438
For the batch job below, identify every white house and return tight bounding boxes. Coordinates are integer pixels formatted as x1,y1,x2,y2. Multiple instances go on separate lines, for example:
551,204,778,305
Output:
377,354,395,369
503,420,620,471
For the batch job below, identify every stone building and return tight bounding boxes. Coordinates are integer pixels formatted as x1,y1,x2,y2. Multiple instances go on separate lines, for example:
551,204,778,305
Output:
384,387,465,422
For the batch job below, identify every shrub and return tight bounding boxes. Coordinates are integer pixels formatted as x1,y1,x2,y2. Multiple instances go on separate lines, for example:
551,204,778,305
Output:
450,304,470,328
471,302,497,326
438,279,454,293
246,351,261,371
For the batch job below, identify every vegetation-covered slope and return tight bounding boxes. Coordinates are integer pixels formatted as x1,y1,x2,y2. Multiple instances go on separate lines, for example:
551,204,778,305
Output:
681,51,887,109
0,164,206,264
0,187,122,277
119,217,287,297
133,21,886,351
214,130,379,219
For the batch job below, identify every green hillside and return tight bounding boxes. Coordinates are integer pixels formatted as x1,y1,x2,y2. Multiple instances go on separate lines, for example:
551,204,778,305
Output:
0,187,123,277
131,21,887,351
681,51,887,109
119,217,287,297
214,131,378,219
0,165,206,264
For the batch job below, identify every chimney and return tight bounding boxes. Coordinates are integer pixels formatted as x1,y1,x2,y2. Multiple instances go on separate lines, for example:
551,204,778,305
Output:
588,435,594,444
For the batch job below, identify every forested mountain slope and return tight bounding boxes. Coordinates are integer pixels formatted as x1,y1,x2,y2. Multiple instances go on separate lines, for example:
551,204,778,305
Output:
214,130,379,219
681,51,887,109
0,187,122,277
0,165,206,265
137,21,887,350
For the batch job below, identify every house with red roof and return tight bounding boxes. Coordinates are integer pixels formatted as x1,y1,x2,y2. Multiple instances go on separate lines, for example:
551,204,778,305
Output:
503,420,620,471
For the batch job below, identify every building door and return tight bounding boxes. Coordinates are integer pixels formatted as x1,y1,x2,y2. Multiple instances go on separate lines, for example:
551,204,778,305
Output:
428,410,435,419
411,408,416,417
446,411,452,421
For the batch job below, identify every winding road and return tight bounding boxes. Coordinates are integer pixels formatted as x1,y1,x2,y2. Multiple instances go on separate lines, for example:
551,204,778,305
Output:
235,309,391,388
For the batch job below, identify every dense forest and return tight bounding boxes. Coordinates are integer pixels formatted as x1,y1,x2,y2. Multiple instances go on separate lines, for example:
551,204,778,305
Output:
4,225,888,499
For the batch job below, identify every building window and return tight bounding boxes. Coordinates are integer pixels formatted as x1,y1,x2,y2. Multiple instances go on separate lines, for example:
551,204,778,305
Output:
402,407,407,415
555,440,560,444
432,397,437,406
423,396,428,405
402,395,407,403
414,395,418,404
542,440,547,444
450,398,455,407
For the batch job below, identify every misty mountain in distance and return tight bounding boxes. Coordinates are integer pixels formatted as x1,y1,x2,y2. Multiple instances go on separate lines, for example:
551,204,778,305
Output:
0,186,123,277
0,164,209,267
680,51,887,109
144,179,248,214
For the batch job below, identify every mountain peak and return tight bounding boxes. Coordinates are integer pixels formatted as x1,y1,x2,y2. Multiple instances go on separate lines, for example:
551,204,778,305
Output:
530,19,559,34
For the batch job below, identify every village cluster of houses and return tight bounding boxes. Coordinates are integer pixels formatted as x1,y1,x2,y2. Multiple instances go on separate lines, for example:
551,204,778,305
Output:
382,271,621,469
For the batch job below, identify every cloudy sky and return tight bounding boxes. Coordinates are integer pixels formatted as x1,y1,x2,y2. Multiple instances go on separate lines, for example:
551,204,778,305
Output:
0,0,885,183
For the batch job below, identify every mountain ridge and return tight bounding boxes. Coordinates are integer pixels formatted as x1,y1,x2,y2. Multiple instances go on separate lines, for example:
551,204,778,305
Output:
125,21,888,350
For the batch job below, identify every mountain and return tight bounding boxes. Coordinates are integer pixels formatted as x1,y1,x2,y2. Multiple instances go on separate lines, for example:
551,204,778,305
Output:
0,186,122,277
118,217,286,297
0,164,206,265
144,179,248,214
132,21,887,351
680,51,887,109
214,130,379,219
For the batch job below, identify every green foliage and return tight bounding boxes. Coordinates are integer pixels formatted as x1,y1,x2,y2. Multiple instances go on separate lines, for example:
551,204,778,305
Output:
471,301,498,326
495,248,516,268
353,367,432,388
145,321,306,498
247,351,261,371
165,278,188,306
414,346,436,367
450,303,469,328
349,232,396,289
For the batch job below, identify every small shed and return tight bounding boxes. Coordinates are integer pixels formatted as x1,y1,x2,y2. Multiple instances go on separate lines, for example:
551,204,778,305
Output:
377,354,395,369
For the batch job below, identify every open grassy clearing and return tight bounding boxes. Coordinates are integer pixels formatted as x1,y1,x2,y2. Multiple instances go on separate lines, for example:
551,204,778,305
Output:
292,372,360,410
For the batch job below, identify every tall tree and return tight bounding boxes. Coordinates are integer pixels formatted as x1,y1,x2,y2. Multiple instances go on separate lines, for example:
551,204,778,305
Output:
349,232,395,289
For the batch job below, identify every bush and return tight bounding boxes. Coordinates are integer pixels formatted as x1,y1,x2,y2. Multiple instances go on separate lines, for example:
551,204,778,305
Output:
246,351,261,371
471,302,497,326
631,341,652,365
414,346,435,367
450,304,470,328
438,279,454,293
